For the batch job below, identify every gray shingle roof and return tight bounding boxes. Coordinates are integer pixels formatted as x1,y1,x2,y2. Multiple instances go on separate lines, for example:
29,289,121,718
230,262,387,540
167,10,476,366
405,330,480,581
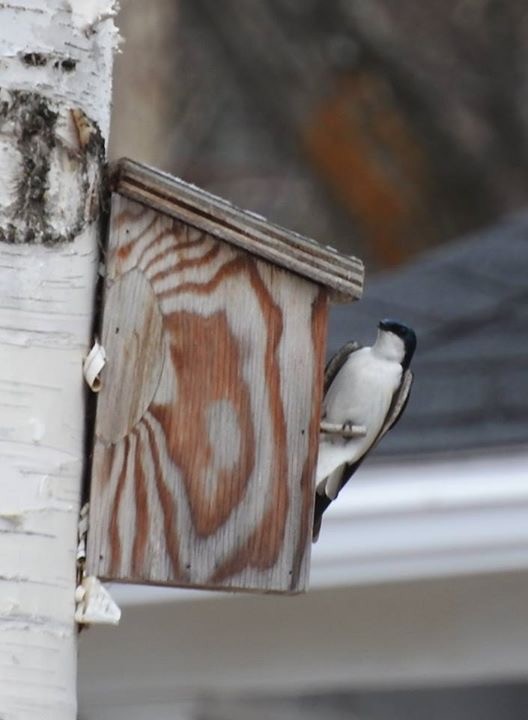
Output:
327,213,528,456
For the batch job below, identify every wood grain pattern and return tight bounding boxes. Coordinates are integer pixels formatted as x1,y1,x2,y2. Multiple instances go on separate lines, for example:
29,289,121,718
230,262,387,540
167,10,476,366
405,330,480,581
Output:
110,158,364,303
86,194,330,593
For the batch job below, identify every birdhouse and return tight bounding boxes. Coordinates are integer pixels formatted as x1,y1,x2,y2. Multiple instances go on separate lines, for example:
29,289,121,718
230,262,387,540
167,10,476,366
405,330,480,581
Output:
86,159,363,594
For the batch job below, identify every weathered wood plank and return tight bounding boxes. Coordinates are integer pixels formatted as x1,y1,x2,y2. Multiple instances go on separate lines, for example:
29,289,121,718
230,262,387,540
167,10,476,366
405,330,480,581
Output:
110,158,364,302
86,195,328,593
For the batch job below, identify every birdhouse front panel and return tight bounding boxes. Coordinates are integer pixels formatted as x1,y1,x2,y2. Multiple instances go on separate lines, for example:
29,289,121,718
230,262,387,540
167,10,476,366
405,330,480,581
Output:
86,194,329,593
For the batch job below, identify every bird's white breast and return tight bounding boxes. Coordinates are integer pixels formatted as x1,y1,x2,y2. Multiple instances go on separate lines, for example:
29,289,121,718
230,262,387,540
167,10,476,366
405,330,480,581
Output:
316,347,402,487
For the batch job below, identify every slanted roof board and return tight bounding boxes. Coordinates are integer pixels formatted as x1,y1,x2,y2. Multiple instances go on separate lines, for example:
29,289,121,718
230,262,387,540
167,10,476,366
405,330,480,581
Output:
110,158,364,302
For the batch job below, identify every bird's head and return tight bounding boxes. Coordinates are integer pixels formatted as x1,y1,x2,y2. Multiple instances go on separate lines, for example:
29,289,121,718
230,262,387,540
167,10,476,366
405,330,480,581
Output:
377,319,417,369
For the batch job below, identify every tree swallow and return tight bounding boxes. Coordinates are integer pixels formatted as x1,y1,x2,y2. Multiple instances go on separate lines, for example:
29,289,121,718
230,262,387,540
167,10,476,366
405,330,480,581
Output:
313,319,416,541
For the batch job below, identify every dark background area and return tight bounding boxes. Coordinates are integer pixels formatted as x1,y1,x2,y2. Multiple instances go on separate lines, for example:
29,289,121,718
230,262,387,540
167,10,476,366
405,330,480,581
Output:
111,0,528,271
195,683,528,720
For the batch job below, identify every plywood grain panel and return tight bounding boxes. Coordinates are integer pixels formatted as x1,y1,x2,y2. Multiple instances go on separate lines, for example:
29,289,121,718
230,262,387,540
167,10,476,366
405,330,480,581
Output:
86,195,328,592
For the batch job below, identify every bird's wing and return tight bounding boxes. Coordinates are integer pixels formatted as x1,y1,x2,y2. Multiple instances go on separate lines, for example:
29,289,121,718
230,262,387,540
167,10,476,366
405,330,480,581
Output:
379,368,413,438
312,492,332,542
313,369,414,541
323,341,362,396
312,340,361,542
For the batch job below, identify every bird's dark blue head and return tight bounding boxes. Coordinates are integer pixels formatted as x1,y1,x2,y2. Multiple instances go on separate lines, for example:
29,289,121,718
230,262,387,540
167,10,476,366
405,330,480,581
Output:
378,319,417,369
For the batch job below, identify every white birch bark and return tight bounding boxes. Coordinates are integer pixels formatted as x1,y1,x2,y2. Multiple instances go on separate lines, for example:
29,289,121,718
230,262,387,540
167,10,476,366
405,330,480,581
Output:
0,2,118,717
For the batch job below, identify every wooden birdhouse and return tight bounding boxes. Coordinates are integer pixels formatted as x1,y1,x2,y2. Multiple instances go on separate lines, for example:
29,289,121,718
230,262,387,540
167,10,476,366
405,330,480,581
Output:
86,159,363,594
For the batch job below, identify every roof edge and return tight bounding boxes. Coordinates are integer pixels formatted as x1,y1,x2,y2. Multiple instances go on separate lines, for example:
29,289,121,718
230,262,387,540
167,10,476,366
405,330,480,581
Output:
109,158,364,302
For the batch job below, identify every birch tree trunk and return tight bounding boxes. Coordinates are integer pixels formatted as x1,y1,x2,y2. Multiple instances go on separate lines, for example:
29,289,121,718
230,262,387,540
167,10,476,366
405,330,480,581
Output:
0,2,118,717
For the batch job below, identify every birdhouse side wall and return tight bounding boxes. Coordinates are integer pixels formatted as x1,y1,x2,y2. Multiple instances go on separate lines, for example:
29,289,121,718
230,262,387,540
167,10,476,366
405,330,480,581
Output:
86,195,328,593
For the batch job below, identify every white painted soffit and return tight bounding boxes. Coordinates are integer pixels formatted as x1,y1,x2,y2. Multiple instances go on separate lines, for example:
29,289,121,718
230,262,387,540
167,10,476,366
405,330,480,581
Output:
108,446,528,606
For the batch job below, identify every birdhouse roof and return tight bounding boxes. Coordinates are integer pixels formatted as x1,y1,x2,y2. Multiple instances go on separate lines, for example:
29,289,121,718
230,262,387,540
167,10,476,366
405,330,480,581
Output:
110,159,364,302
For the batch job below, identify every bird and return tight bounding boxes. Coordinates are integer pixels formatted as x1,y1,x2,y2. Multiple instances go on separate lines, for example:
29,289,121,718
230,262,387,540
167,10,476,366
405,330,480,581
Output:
313,319,416,541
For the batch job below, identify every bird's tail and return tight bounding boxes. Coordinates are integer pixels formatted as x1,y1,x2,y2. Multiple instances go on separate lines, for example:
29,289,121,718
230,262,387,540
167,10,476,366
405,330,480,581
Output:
312,491,332,542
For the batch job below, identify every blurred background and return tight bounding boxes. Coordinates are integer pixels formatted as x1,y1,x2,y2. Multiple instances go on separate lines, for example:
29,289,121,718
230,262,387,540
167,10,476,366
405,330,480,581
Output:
80,1,528,718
